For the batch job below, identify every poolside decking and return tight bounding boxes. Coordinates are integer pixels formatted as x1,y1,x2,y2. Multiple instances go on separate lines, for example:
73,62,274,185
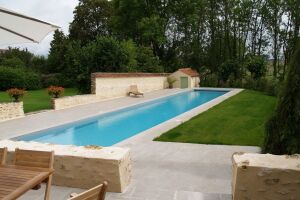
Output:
1,88,260,200
19,142,259,200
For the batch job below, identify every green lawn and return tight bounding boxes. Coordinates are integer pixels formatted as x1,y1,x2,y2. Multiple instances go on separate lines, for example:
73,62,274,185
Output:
0,88,78,113
154,90,277,146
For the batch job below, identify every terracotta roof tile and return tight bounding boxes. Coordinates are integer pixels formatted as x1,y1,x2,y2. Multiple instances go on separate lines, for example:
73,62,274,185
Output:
92,72,170,78
178,68,199,77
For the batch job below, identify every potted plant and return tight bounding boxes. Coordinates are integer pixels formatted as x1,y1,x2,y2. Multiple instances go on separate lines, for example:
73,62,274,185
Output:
167,77,177,89
47,86,64,98
6,88,26,102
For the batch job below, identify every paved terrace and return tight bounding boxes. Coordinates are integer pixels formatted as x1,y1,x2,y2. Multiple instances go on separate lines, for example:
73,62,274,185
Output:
0,89,260,200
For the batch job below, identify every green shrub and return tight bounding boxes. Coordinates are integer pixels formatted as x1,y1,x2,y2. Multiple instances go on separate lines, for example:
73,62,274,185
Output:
167,76,177,88
6,88,26,102
218,59,242,82
41,74,61,87
24,71,42,89
246,56,267,79
47,86,64,98
1,57,25,68
0,66,41,90
264,79,280,96
41,73,74,88
200,73,218,87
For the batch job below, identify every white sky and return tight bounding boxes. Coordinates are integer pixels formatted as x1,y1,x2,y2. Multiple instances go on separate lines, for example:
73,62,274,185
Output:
0,0,78,56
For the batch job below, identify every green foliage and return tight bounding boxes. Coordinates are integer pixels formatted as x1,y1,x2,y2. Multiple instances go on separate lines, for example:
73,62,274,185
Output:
200,73,219,87
47,30,68,73
0,47,33,67
119,40,138,72
2,0,296,93
263,42,300,154
69,0,113,43
62,37,138,93
136,46,162,73
84,36,131,72
137,15,166,46
0,88,78,113
0,66,41,90
30,56,47,73
167,77,177,88
0,47,47,73
41,73,73,88
218,60,242,82
201,72,281,96
246,56,267,79
1,57,25,68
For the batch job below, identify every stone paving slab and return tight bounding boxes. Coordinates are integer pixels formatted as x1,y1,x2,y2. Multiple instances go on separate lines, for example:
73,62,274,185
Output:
19,142,259,200
1,88,260,200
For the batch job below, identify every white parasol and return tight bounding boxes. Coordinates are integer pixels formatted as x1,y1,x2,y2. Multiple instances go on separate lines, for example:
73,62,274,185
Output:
0,6,60,46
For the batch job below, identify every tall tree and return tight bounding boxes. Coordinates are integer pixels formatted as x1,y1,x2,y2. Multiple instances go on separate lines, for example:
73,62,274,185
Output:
69,0,113,43
263,0,284,77
263,41,300,154
47,30,68,73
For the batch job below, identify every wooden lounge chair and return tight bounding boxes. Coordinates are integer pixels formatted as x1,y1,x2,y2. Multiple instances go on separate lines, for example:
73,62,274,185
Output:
14,148,54,199
128,85,144,97
0,147,7,165
68,181,108,200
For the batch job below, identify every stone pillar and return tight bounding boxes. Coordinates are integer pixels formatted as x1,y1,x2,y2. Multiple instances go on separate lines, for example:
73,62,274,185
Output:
232,153,300,200
91,73,96,94
0,102,25,121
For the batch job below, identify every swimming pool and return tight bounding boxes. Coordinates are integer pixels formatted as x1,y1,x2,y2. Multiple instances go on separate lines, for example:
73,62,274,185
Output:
17,90,227,146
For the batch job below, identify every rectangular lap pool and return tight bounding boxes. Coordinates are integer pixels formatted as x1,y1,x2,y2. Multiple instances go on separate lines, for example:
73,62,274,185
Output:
17,90,227,146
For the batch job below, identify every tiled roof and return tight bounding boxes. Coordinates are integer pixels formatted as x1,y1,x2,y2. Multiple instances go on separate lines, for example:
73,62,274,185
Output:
92,72,170,78
178,68,199,77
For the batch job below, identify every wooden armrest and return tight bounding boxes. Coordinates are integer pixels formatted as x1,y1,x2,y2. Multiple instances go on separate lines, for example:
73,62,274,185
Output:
70,193,78,198
32,183,41,190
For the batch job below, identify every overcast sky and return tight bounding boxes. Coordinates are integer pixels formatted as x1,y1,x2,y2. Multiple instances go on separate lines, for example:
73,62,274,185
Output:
0,0,78,56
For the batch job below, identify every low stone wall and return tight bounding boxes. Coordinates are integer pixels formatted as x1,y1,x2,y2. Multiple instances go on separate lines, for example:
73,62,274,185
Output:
91,73,169,98
52,95,104,110
232,153,300,200
0,140,132,192
0,102,24,121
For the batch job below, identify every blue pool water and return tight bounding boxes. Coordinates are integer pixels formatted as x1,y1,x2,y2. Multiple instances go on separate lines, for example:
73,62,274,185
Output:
17,90,227,146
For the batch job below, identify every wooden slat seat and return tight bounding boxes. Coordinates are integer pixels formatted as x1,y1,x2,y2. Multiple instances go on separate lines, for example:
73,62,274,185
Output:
14,148,54,200
14,148,54,168
0,147,7,165
68,181,108,200
0,165,53,200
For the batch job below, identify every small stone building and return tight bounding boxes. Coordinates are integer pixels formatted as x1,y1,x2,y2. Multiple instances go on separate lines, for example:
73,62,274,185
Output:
170,68,200,88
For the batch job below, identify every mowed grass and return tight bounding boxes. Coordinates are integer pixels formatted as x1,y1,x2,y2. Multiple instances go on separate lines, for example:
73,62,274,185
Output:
154,90,277,146
0,88,78,113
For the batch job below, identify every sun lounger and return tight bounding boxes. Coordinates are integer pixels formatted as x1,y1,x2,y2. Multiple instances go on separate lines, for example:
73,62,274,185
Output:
128,85,144,97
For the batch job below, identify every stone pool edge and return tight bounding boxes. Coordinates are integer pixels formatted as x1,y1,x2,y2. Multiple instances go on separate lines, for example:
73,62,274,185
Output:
115,88,243,147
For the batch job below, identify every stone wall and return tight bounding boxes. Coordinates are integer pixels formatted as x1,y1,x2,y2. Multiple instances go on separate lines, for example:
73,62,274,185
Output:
0,102,24,121
0,140,132,192
52,95,104,110
232,153,300,200
91,73,169,98
53,73,171,110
